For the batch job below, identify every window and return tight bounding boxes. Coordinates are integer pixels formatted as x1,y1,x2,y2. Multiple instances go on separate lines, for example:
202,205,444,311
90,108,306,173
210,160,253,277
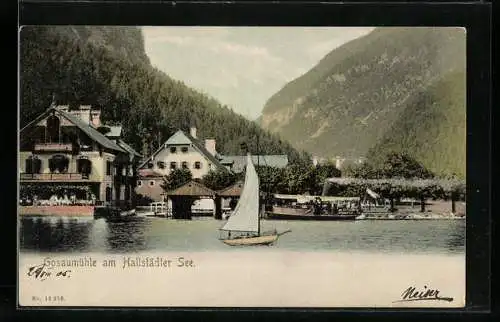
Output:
137,180,142,187
106,161,112,175
125,185,131,201
194,161,201,169
149,181,155,186
181,146,188,153
25,158,33,174
105,187,112,202
170,162,177,170
182,161,189,169
46,115,60,143
77,158,92,175
170,147,177,153
33,158,41,174
49,155,69,173
147,162,153,169
157,161,165,169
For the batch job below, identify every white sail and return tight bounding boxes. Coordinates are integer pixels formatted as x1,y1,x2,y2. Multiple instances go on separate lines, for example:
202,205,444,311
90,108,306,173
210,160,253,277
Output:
221,153,260,233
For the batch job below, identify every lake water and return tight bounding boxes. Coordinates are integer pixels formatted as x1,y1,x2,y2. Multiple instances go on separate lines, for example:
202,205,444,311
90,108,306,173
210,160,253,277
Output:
19,215,465,255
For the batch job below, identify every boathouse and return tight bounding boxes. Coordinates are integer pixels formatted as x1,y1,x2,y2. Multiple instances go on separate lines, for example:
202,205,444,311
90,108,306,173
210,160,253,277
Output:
165,180,217,219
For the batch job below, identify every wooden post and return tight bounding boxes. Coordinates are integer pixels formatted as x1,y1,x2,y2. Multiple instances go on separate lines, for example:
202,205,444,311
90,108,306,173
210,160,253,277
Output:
390,197,394,212
171,196,179,219
214,195,222,220
420,196,426,212
186,197,193,220
451,192,456,213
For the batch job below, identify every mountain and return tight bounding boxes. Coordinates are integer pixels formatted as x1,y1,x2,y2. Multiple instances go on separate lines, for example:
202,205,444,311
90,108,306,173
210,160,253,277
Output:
367,69,465,178
44,26,151,65
19,26,310,164
260,27,466,177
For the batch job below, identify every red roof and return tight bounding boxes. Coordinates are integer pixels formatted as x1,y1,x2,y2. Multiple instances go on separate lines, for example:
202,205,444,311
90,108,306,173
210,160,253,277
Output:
166,180,215,197
218,181,244,197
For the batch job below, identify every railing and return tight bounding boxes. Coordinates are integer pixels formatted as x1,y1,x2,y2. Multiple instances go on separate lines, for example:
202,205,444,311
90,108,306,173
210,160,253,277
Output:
20,173,89,180
34,143,73,152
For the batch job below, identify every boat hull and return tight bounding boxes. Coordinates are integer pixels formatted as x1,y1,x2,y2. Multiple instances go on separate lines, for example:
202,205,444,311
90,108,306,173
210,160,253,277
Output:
222,234,278,246
94,206,136,221
266,206,357,221
266,212,357,221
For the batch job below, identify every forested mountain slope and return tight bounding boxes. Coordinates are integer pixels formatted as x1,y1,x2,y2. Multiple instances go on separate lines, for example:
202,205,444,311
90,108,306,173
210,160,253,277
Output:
20,26,309,164
260,27,466,177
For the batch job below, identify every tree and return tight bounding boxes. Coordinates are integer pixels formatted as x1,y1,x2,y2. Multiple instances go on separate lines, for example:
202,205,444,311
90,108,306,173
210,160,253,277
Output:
344,152,434,180
298,162,341,195
161,168,192,191
201,169,238,191
283,165,316,194
343,162,379,179
256,166,287,194
20,26,307,161
379,152,434,179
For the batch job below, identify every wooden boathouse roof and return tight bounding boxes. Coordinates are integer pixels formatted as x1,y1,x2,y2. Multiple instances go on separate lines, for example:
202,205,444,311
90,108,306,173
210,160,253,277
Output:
217,181,244,197
166,180,216,197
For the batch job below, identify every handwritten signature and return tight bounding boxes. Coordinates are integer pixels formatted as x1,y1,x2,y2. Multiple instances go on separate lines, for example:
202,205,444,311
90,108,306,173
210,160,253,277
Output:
393,285,454,303
27,263,71,281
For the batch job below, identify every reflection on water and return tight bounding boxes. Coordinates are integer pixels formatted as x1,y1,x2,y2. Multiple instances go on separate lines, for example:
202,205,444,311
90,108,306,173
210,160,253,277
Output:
19,215,466,254
20,217,93,252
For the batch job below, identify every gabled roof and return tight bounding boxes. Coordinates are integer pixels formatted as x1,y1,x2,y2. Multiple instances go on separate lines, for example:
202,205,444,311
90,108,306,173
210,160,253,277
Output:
183,131,228,172
116,139,142,158
21,107,125,153
166,180,215,197
218,180,244,197
138,168,164,178
165,130,192,145
219,155,289,173
138,130,228,172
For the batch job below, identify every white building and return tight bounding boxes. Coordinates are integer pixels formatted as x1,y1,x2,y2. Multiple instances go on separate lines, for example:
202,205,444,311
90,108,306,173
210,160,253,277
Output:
137,127,228,179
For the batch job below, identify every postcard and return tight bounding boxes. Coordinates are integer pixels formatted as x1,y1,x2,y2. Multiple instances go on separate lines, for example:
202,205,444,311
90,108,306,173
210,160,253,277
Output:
18,26,466,308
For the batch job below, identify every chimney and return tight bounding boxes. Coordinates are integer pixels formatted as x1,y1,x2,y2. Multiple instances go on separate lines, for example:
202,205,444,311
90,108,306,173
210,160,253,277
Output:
335,156,344,169
190,126,197,138
90,109,101,128
205,139,216,156
74,105,91,125
312,156,319,166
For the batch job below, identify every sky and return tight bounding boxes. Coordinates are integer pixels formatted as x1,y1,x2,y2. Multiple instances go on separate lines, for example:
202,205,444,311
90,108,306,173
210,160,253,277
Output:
142,27,375,120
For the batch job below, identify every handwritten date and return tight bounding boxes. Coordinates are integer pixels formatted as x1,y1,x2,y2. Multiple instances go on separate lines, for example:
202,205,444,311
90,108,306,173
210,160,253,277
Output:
27,263,71,281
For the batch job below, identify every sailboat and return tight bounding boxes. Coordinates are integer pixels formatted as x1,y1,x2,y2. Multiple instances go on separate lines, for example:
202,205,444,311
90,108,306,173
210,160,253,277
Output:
219,153,290,246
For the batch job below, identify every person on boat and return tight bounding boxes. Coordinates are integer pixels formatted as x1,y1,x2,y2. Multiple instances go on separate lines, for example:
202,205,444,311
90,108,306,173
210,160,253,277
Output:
325,202,332,215
313,198,322,215
333,203,338,215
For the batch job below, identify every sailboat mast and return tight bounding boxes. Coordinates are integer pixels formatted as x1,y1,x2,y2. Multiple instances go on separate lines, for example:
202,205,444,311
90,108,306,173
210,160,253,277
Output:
257,134,260,236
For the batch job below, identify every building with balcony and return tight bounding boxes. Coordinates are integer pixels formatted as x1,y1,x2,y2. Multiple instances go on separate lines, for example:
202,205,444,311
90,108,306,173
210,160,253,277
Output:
19,104,141,208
